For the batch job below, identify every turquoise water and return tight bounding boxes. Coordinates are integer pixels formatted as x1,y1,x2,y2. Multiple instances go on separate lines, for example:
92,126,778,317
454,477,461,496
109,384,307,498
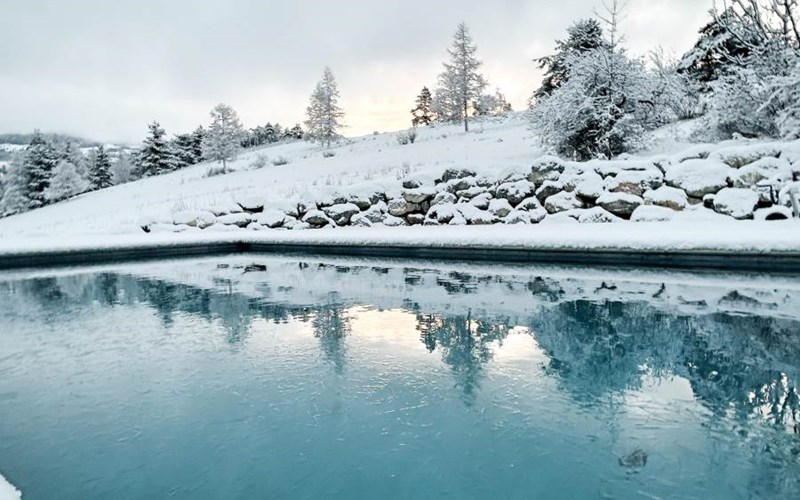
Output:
1,256,799,499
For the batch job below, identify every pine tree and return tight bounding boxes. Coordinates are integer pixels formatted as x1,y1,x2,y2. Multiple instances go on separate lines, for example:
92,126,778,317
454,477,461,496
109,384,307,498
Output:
191,126,205,163
171,133,199,169
24,131,58,208
534,19,608,99
411,87,436,126
0,155,31,216
305,67,345,147
135,122,174,178
90,145,113,190
435,23,487,132
43,160,89,203
202,103,244,173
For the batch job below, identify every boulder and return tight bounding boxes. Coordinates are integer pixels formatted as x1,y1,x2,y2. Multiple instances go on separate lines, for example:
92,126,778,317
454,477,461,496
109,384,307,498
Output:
630,205,677,222
428,203,461,224
455,185,488,200
208,202,244,216
360,202,388,223
431,191,457,206
281,216,300,230
709,144,782,169
348,195,373,211
302,209,333,227
665,160,732,198
754,206,793,221
237,196,265,213
597,192,644,218
730,157,793,188
504,210,531,225
173,210,216,229
529,156,566,184
528,207,548,223
457,204,498,225
702,193,716,209
351,214,374,227
406,213,426,226
402,186,437,204
643,186,688,211
488,198,513,218
255,209,287,228
323,203,361,225
495,180,536,206
388,198,421,217
469,193,493,210
568,171,605,201
713,188,759,219
535,180,564,204
381,214,408,227
442,176,477,194
439,168,477,183
605,169,664,196
576,207,623,224
544,191,585,214
516,197,543,211
217,212,252,228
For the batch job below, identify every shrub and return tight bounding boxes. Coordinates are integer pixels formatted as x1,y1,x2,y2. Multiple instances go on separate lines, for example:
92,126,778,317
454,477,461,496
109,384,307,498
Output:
322,150,336,158
271,156,290,166
249,153,268,169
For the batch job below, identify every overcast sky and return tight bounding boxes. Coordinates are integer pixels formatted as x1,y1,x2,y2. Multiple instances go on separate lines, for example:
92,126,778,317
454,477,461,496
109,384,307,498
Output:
0,0,712,143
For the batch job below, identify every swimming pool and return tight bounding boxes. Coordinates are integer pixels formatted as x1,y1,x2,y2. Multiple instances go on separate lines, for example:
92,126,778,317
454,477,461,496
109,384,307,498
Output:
1,256,799,499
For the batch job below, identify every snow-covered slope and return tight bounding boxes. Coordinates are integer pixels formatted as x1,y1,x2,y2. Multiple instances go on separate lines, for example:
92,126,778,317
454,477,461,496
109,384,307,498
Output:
0,115,536,239
0,474,20,500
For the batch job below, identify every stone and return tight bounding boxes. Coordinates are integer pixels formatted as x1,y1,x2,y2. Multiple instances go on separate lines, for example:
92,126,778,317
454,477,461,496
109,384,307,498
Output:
535,181,564,204
730,157,793,188
643,186,688,211
665,160,733,198
406,213,426,226
754,206,793,221
431,191,457,206
596,192,644,218
439,168,477,183
237,196,265,213
456,186,488,200
495,180,536,206
217,212,252,228
516,197,542,211
208,202,243,217
469,193,492,210
323,203,360,225
348,195,373,211
302,209,332,227
388,198,421,217
381,214,408,226
402,186,437,204
713,188,759,219
576,207,622,224
631,205,678,222
544,191,585,214
504,210,531,224
173,210,216,229
529,155,566,184
428,203,461,224
351,213,374,227
256,209,287,228
488,198,513,218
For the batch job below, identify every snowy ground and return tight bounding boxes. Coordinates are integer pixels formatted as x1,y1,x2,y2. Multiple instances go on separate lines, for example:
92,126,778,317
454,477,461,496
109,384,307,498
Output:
0,474,20,500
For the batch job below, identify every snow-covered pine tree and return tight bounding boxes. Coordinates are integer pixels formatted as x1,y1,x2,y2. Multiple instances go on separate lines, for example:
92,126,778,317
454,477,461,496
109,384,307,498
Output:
191,126,205,163
305,67,345,148
44,159,89,203
475,89,513,117
533,18,607,99
135,122,174,178
60,142,89,182
435,23,487,132
287,124,304,140
90,145,113,190
411,87,436,126
24,131,58,208
202,103,245,173
172,133,199,170
110,151,134,185
0,154,31,216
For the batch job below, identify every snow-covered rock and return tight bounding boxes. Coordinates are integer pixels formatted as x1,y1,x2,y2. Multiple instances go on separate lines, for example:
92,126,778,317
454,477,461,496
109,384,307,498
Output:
713,188,759,219
563,171,604,200
323,202,360,225
754,206,793,221
488,198,513,218
208,201,244,216
387,198,421,217
407,213,426,225
575,207,622,224
402,186,437,204
529,155,566,184
544,191,584,214
535,180,563,204
237,195,265,213
730,157,793,188
665,160,732,198
431,191,457,206
439,168,477,183
540,213,579,224
605,169,664,196
643,186,688,211
631,205,677,222
495,179,536,206
381,214,408,226
172,210,216,229
779,181,800,209
347,194,373,211
256,209,287,228
427,203,460,224
442,176,477,194
303,209,333,227
217,212,252,228
516,197,542,211
351,213,373,227
596,192,644,218
592,160,658,178
709,143,782,168
457,204,498,225
455,186,487,200
468,192,492,210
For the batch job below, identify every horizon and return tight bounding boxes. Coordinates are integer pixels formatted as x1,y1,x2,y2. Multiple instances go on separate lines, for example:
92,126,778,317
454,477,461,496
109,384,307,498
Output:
0,0,711,144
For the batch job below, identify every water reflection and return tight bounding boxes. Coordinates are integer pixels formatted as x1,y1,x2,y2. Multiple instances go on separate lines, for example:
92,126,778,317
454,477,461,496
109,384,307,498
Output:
1,257,800,498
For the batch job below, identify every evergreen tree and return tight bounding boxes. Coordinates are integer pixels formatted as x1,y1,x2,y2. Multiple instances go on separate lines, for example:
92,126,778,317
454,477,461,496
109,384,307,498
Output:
434,23,487,132
475,89,513,116
534,19,607,99
286,124,304,140
90,145,113,190
202,103,244,173
43,160,89,203
0,155,31,216
191,126,205,163
24,131,58,208
305,67,345,147
60,142,88,181
171,133,199,169
411,86,436,126
111,151,134,185
135,122,174,178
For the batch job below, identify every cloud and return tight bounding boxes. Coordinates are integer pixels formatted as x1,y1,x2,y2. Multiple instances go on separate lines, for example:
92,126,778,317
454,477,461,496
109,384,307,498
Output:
0,0,712,143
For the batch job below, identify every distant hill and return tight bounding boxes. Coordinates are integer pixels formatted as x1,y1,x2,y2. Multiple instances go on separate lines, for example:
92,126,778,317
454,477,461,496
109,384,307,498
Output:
0,132,100,147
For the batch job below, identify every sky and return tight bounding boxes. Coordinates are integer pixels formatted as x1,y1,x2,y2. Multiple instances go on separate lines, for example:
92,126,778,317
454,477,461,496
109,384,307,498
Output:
0,0,712,144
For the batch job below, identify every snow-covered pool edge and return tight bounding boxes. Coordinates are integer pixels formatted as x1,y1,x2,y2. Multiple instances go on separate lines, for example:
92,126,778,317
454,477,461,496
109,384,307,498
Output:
0,474,21,500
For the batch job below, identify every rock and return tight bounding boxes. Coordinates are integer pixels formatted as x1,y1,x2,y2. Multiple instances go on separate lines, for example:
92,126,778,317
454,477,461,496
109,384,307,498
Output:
569,172,605,201
535,180,564,204
173,210,216,229
256,209,288,228
428,203,461,224
709,144,782,168
540,213,579,224
381,214,408,226
631,205,677,222
731,157,793,188
605,169,664,196
442,176,477,194
597,192,644,218
348,195,373,211
702,193,716,209
368,191,386,205
516,197,543,211
351,213,374,227
593,160,659,178
323,202,360,225
431,191,457,206
576,207,623,224
291,222,311,231
529,155,566,184
402,177,424,189
643,186,688,211
665,160,733,198
619,449,648,469
779,181,800,208
423,218,441,226
457,204,498,225
406,213,426,225
448,213,468,225
488,198,513,218
237,196,265,213
302,209,332,227
528,207,548,223
388,198,421,217
208,202,244,216
713,188,759,219
504,210,531,224
754,206,793,221
402,186,437,204
544,191,585,214
475,173,496,188
439,168,477,183
469,193,493,210
455,186,487,200
495,180,536,206
217,212,252,228
281,216,300,230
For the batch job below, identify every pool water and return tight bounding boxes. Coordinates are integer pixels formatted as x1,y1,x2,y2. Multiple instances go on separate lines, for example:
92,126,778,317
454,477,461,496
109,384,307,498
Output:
1,256,799,499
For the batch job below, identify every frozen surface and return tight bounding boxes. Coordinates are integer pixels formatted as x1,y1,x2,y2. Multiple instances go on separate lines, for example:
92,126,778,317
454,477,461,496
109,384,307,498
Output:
0,475,20,500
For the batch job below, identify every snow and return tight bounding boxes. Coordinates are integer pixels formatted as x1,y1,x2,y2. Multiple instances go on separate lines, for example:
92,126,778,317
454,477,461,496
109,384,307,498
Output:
0,474,20,500
713,188,760,219
643,186,689,210
665,160,733,198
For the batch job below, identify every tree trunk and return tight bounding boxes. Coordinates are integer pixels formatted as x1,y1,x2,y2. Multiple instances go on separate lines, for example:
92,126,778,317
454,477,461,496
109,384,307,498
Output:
464,100,469,132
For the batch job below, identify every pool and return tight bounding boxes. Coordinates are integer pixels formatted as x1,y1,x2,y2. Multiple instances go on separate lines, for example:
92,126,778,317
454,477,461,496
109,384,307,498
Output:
1,256,799,499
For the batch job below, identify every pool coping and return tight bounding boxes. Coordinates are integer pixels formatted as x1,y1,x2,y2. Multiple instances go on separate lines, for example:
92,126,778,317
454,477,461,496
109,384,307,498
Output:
2,235,800,273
